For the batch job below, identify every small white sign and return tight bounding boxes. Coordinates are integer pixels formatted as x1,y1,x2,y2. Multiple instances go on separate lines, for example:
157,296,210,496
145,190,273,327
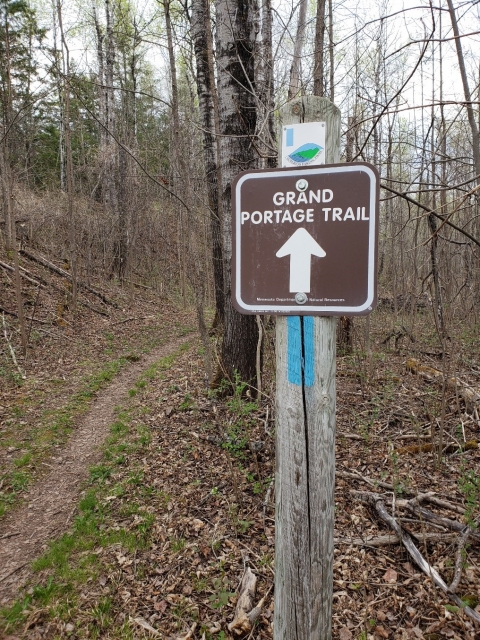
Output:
281,122,326,168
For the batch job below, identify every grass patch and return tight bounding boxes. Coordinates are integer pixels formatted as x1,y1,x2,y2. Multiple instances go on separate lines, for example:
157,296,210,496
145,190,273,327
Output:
0,357,128,520
0,338,193,519
0,341,192,636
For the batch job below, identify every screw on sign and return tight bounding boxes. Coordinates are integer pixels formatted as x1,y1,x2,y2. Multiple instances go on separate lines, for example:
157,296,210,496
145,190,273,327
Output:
232,162,379,315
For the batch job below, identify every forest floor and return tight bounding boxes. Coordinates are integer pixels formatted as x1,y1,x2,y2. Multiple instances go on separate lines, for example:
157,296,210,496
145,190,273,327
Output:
1,249,480,640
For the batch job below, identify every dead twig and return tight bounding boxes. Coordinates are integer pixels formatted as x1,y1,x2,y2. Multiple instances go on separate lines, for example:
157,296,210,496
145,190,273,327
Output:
0,531,21,540
2,313,26,379
262,478,274,529
228,566,261,636
0,305,49,324
0,562,29,582
176,621,197,639
337,469,395,491
129,616,160,636
335,531,458,548
352,490,480,625
449,525,472,593
111,316,154,326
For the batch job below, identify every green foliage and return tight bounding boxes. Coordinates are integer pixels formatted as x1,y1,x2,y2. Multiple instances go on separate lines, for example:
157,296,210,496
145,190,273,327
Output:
89,465,112,483
444,604,459,613
208,579,235,609
225,372,257,415
170,537,186,552
223,421,248,459
0,595,31,629
179,393,194,410
458,468,480,527
236,519,252,534
0,365,25,387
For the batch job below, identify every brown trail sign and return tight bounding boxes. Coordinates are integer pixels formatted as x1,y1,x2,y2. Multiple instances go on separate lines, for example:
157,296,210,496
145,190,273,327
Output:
232,163,379,315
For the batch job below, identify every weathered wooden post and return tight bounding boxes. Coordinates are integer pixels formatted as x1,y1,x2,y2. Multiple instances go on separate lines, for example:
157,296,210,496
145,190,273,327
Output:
230,94,378,640
274,96,340,639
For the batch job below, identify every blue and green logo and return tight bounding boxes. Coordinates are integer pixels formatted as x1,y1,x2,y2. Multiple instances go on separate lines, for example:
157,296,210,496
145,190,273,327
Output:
288,143,323,165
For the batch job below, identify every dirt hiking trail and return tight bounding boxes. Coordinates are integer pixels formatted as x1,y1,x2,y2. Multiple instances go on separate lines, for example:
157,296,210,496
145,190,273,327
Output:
0,334,193,605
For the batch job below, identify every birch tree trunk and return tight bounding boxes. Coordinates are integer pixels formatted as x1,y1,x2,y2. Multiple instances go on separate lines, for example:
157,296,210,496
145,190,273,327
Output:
257,0,276,167
215,0,259,387
288,0,308,100
191,0,224,325
1,15,27,355
57,0,77,312
164,0,212,381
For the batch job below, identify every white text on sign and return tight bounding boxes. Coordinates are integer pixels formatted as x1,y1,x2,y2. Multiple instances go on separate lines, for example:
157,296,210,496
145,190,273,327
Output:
240,188,369,225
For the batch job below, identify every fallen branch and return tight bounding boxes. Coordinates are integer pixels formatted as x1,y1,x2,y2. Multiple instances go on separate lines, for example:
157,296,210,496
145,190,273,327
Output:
111,316,154,326
396,491,465,516
0,305,48,324
423,494,466,516
353,490,480,625
398,499,480,543
20,249,118,308
335,531,458,548
396,440,478,456
0,259,45,287
407,357,480,410
78,299,110,317
449,526,472,593
228,566,264,636
129,616,160,636
2,313,26,379
337,469,395,492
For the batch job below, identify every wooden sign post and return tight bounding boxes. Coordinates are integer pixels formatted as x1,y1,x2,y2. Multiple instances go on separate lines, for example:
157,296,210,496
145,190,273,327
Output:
229,94,379,638
274,96,341,639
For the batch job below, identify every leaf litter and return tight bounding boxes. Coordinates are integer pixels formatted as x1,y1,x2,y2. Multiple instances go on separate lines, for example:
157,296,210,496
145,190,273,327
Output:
0,305,479,639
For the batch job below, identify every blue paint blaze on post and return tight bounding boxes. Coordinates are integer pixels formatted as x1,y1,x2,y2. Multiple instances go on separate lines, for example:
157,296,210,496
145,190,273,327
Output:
286,128,294,147
287,316,315,386
287,316,302,385
303,316,315,387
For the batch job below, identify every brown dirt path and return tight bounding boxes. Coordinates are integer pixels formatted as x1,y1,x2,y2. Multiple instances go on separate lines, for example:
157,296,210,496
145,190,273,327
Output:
0,333,193,606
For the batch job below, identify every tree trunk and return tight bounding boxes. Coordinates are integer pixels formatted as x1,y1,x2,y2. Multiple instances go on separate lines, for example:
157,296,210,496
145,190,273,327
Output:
446,0,480,182
165,0,213,381
57,0,77,312
191,0,224,325
1,14,27,355
288,0,308,100
216,0,259,388
328,0,334,102
313,0,326,97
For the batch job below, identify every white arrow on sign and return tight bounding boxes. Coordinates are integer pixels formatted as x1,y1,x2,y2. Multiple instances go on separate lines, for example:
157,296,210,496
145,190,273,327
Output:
276,227,326,293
